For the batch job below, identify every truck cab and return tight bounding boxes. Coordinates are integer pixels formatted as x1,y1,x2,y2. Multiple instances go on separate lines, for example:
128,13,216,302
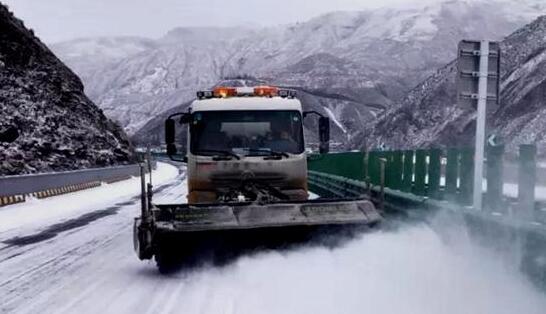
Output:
165,86,330,204
135,86,378,267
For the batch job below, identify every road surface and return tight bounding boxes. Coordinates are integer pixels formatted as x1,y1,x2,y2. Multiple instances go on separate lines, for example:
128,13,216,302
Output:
1,163,545,314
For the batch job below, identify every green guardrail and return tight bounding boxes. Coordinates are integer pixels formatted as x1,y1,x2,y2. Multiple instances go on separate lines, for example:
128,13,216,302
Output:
307,151,366,181
308,149,475,202
308,145,544,223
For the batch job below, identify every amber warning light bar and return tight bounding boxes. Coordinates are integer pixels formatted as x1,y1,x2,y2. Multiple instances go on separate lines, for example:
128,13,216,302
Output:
196,86,296,99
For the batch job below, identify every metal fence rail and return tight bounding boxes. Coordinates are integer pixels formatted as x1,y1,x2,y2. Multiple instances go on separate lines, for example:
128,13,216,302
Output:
0,164,144,198
308,145,546,217
308,170,546,227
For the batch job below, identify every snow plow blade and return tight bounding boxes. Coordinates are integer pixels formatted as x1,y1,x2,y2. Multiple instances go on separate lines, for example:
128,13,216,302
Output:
134,198,380,263
153,199,380,232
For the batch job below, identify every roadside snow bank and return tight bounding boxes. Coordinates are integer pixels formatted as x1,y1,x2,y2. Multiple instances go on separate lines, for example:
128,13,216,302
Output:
0,162,178,234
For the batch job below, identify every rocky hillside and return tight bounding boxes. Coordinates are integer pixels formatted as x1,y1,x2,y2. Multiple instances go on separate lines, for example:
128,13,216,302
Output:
353,15,546,155
53,0,543,145
0,4,134,175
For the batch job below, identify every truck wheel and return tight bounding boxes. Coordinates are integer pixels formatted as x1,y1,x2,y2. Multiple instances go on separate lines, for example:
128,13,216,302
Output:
134,219,154,260
155,252,177,274
154,235,182,274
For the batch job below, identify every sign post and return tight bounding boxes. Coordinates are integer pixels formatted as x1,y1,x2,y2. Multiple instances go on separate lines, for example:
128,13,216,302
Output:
457,40,500,210
473,41,489,211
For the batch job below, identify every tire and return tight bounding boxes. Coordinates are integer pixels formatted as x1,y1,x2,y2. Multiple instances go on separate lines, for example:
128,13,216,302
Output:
155,251,178,274
154,234,183,274
134,219,154,260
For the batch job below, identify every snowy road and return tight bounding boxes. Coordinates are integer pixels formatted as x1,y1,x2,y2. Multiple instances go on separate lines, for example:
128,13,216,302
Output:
1,163,545,314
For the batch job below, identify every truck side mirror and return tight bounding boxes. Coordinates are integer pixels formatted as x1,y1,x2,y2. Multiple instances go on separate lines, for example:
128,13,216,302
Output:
166,143,177,155
180,113,192,124
165,118,179,157
318,116,330,154
164,113,190,163
165,118,176,145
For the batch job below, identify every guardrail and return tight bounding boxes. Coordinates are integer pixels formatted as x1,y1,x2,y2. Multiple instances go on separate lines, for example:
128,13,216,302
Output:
0,162,154,207
308,145,546,221
308,170,546,226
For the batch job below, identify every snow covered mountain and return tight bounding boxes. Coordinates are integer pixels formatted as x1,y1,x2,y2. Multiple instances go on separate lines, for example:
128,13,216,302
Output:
51,37,157,98
352,14,546,156
130,77,369,148
53,0,544,145
0,4,134,175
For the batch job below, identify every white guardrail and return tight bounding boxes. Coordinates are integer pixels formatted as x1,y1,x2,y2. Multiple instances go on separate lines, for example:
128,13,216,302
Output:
0,163,152,206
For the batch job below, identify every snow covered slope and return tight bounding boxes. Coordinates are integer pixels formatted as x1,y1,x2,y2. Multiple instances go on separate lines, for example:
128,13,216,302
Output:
54,0,543,143
0,4,134,175
51,37,157,98
352,15,546,155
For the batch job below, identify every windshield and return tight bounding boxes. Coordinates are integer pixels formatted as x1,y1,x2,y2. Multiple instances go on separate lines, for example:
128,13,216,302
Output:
190,110,304,155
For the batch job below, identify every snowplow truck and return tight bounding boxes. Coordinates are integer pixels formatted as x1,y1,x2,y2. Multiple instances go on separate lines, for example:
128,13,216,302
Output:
134,86,380,270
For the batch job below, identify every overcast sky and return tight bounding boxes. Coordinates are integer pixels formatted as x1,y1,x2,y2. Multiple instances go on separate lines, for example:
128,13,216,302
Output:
2,0,445,43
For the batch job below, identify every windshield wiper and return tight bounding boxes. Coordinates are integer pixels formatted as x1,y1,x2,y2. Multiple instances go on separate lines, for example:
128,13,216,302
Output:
243,148,289,158
193,149,241,160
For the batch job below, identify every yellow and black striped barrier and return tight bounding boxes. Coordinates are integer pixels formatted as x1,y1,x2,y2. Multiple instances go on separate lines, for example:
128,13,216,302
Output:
0,163,150,208
0,195,26,207
33,181,102,199
0,181,104,207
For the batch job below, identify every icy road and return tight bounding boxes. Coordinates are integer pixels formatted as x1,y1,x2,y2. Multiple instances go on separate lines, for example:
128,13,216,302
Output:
1,163,545,314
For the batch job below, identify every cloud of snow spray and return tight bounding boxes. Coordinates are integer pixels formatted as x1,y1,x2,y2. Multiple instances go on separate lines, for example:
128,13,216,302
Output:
165,210,546,314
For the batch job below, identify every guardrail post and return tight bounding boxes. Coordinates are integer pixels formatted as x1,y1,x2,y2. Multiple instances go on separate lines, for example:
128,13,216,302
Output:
365,176,372,199
458,148,474,206
391,150,403,191
428,149,442,199
378,151,388,188
486,144,504,212
414,149,427,196
368,151,380,186
384,151,394,189
383,151,390,188
518,144,536,220
402,150,414,192
363,152,369,182
445,148,459,201
379,158,386,210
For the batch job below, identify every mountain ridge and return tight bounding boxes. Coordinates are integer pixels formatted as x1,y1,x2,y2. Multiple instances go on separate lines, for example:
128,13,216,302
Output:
52,0,544,147
0,4,135,175
351,15,546,155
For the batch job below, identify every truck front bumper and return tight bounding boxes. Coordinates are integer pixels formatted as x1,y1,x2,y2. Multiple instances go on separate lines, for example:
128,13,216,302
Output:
152,198,380,232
